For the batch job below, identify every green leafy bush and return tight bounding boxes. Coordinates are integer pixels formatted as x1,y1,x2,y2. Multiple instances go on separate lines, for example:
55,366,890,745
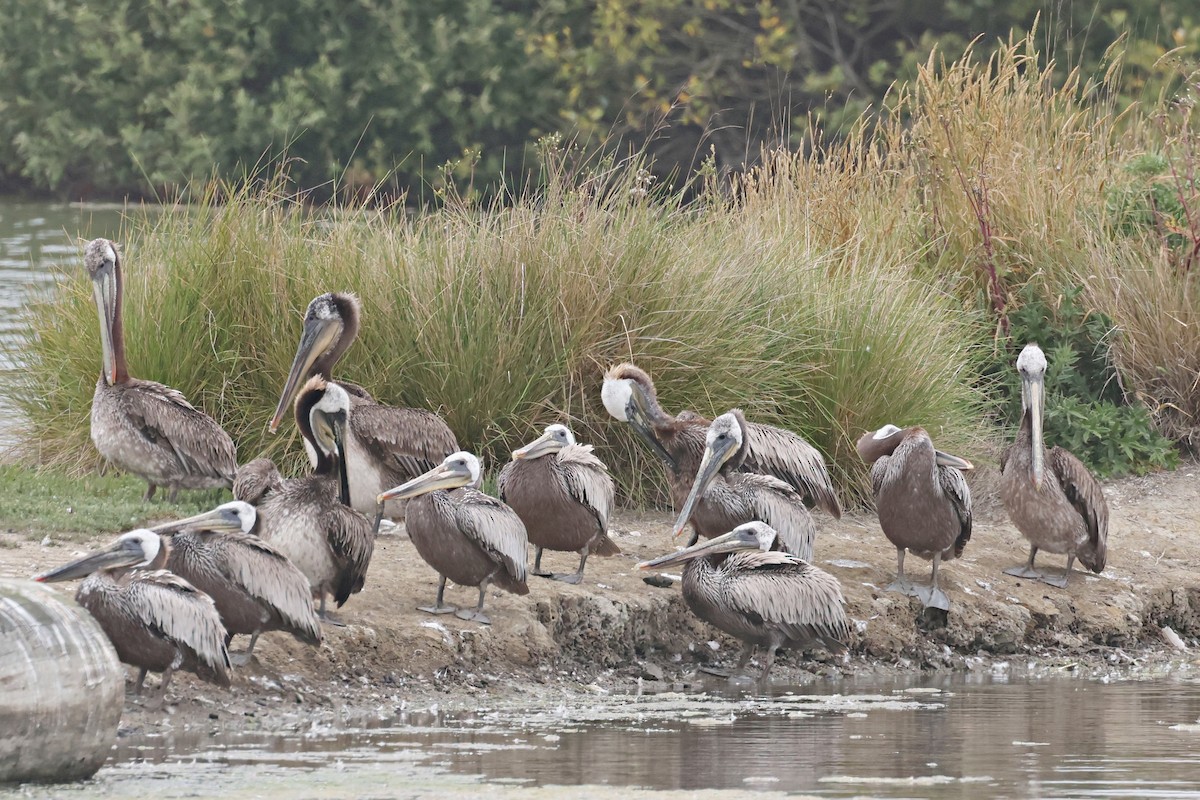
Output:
985,286,1178,477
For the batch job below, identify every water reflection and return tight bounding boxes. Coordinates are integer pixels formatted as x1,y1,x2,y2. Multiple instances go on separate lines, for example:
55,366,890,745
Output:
88,673,1200,799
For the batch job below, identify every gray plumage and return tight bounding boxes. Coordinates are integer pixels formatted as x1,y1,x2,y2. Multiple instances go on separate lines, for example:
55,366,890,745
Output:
153,502,321,662
639,521,849,680
672,410,817,559
1000,344,1108,587
85,239,237,501
857,424,973,610
243,377,375,616
378,452,528,624
601,363,842,519
35,530,231,697
497,424,618,583
270,292,458,517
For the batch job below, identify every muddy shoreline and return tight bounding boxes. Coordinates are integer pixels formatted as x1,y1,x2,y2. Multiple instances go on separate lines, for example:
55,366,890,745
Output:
1,464,1198,735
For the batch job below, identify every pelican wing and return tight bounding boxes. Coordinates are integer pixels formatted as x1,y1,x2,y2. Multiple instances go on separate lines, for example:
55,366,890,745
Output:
724,553,851,650
743,422,842,519
555,444,615,531
454,489,528,584
326,503,375,606
938,466,973,558
129,569,231,684
739,473,816,561
349,401,459,484
220,533,321,641
868,455,890,496
1049,446,1109,572
122,379,237,483
233,457,285,505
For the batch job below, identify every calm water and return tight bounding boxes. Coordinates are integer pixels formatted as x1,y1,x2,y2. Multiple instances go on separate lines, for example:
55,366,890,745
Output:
0,199,130,447
7,671,1200,799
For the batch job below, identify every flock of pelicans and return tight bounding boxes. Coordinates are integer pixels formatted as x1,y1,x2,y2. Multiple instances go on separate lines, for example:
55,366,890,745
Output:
31,238,1109,699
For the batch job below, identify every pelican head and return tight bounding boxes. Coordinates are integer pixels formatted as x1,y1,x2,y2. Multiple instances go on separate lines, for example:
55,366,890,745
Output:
601,364,677,469
150,500,257,537
84,238,122,385
35,529,163,583
638,521,778,570
512,424,576,460
856,424,974,470
1016,343,1047,488
376,451,481,507
671,410,746,538
270,292,361,433
295,377,352,503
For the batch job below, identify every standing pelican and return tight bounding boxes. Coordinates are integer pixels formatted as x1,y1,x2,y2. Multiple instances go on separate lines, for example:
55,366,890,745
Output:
672,411,817,559
1001,344,1108,587
639,522,850,680
855,425,974,611
601,363,841,518
85,238,237,501
150,501,321,663
269,292,459,518
243,377,375,620
34,529,231,698
377,452,528,624
498,424,618,584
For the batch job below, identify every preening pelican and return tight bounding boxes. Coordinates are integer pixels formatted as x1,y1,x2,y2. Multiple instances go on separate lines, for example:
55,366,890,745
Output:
672,410,817,559
1000,344,1108,587
85,238,237,501
35,529,231,698
150,501,321,663
242,377,375,620
856,425,973,611
377,452,528,624
601,363,841,519
270,292,459,518
639,521,850,680
498,424,618,584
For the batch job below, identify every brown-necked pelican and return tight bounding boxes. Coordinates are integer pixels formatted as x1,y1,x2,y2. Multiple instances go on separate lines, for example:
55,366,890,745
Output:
85,238,237,501
601,363,842,518
377,452,528,624
34,529,231,698
855,425,973,611
497,424,618,584
149,501,321,664
269,292,459,518
671,411,817,559
639,521,850,680
1000,343,1108,587
243,377,375,620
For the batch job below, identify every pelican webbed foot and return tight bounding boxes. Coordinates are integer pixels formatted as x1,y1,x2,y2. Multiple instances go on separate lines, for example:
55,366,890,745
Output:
318,610,349,627
418,603,459,615
885,577,923,597
698,665,733,678
1003,565,1048,581
229,651,253,667
1039,571,1071,589
545,572,583,585
375,518,400,535
454,608,491,625
918,585,951,611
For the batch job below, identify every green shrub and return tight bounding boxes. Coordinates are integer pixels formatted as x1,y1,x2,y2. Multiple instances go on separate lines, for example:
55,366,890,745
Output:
985,286,1178,476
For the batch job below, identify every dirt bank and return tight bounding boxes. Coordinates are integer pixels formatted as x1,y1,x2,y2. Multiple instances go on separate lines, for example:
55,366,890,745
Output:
2,463,1198,728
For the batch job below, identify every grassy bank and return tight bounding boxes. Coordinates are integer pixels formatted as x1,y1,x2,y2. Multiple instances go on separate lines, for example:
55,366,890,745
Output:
6,39,1197,503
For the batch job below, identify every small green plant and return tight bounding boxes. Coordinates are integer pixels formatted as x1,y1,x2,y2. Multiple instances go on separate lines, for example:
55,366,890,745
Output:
986,285,1178,477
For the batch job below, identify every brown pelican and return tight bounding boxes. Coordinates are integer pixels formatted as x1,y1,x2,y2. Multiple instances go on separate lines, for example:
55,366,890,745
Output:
639,521,850,680
149,501,322,664
84,238,237,501
1000,343,1109,587
855,425,974,611
269,292,459,518
497,424,618,584
34,529,231,699
377,452,528,624
671,410,817,559
601,363,842,519
242,377,375,621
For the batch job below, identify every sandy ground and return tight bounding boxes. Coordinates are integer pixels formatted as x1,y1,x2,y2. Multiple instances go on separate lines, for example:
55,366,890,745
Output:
2,462,1199,731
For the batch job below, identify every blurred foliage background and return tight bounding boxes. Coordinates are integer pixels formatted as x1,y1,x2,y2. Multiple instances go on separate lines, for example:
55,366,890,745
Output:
0,0,1196,200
